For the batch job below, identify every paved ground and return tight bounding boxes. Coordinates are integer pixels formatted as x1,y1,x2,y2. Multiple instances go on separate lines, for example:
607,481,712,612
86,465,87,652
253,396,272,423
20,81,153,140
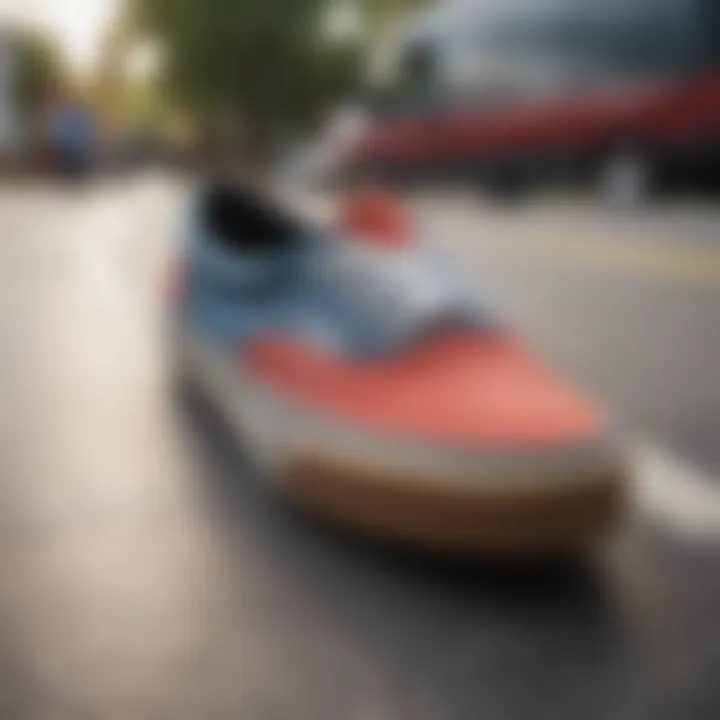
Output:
1,176,720,719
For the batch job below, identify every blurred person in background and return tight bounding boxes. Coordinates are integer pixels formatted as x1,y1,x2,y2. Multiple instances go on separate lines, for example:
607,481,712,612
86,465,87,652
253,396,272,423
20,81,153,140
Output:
47,92,97,181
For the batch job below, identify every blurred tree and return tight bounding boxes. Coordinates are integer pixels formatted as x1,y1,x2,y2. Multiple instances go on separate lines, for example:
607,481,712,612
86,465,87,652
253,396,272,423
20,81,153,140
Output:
356,0,435,47
14,31,64,119
130,0,362,161
95,19,131,123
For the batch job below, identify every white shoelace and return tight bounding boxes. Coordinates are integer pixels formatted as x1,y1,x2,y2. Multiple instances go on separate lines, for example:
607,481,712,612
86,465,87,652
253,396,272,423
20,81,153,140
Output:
319,238,469,337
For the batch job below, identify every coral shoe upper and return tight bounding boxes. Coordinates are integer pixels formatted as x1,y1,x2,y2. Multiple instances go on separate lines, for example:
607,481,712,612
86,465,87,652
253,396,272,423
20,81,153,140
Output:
182,185,605,448
337,188,412,248
244,330,603,448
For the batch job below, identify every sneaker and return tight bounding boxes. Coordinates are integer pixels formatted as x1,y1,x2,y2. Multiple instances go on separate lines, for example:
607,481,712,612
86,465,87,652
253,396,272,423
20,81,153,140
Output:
170,184,626,555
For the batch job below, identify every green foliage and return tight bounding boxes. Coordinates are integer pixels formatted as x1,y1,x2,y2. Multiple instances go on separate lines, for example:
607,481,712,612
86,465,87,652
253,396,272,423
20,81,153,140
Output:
13,31,64,118
132,0,362,154
355,0,435,44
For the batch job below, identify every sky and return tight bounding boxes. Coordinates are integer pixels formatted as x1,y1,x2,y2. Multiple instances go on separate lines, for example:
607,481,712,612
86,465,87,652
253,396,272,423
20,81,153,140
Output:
0,0,118,72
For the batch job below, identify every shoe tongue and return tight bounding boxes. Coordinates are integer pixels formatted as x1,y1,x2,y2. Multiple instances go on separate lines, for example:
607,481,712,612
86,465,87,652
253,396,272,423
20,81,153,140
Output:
337,189,412,249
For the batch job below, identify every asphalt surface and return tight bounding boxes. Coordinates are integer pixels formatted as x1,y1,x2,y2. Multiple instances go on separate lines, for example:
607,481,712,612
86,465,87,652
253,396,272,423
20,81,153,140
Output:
1,176,720,719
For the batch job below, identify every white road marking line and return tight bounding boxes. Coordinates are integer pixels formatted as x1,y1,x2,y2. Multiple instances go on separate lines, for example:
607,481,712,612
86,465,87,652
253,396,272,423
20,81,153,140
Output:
633,444,720,540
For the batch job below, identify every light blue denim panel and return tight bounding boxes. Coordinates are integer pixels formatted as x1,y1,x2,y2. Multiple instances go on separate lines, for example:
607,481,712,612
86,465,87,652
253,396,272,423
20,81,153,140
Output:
185,227,306,347
183,204,493,356
185,233,379,353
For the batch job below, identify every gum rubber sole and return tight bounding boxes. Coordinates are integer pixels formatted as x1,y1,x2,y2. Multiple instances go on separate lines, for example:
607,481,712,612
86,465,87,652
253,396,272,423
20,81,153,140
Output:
283,452,627,557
